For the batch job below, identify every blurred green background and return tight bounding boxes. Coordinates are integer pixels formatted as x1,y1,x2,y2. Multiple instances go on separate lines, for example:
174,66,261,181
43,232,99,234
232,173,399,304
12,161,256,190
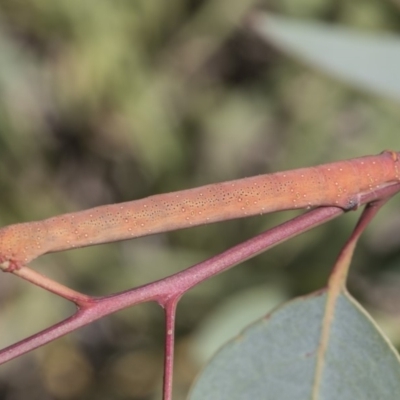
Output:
1,1,400,399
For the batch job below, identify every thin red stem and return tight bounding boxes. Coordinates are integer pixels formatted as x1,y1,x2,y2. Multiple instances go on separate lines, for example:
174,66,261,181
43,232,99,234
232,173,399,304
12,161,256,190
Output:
160,296,181,400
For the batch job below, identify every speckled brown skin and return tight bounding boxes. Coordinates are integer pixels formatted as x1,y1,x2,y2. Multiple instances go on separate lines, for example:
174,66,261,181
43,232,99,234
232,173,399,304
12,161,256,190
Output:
0,151,399,270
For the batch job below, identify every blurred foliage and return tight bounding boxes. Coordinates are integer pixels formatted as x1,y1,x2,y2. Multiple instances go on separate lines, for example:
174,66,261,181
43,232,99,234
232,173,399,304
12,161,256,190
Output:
0,1,400,399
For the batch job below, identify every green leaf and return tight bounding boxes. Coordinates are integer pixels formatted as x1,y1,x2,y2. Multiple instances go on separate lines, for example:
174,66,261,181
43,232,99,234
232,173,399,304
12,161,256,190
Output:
189,290,400,400
251,13,400,101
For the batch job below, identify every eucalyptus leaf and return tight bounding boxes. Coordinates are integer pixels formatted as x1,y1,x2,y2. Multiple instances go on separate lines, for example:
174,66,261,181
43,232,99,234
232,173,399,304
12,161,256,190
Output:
252,14,400,101
189,290,400,400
